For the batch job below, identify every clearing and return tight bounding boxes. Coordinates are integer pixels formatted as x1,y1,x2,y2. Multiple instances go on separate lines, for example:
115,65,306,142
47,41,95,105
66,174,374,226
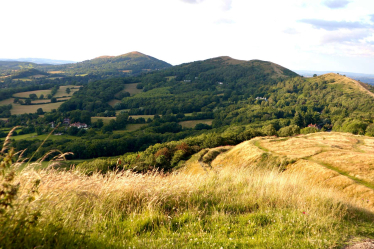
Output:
179,119,213,128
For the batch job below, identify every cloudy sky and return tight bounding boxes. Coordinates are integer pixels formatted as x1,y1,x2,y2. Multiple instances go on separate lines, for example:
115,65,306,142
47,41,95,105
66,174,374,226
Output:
0,0,373,73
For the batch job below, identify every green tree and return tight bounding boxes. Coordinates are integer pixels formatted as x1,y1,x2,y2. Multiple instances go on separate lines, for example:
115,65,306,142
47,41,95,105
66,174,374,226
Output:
66,88,71,94
29,94,37,100
51,97,57,103
36,108,44,115
25,99,31,105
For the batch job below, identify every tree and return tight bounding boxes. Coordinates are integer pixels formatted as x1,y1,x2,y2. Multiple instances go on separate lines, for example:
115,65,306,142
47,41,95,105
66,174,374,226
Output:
36,108,44,115
29,94,37,100
25,99,31,105
66,88,71,94
51,97,57,103
39,94,44,99
313,74,317,77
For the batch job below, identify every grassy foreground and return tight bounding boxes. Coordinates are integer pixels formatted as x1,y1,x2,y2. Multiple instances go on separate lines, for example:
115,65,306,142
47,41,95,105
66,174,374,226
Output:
2,160,374,248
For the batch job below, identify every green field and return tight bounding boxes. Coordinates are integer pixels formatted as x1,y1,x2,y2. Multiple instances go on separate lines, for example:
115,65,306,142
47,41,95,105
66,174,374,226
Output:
54,85,80,98
179,119,213,128
113,124,147,133
11,132,78,141
91,117,116,124
114,83,143,98
108,99,121,107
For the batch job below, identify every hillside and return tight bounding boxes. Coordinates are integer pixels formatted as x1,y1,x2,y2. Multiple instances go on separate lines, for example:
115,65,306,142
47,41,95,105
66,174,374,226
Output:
184,132,374,211
3,132,374,248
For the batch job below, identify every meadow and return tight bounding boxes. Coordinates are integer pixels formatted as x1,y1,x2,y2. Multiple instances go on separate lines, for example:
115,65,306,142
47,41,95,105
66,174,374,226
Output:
2,152,374,248
179,119,213,128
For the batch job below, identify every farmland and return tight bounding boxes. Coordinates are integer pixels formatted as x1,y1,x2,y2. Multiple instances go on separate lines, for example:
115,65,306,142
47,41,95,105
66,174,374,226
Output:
10,102,63,115
13,89,51,98
179,119,213,128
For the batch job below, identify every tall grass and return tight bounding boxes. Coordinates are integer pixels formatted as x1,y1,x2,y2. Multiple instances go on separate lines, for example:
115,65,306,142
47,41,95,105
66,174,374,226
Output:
2,162,374,248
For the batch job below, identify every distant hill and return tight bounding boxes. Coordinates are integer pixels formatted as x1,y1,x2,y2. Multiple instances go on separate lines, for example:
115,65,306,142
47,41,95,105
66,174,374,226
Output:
50,51,172,76
0,58,76,65
59,55,298,114
295,70,374,84
10,68,49,79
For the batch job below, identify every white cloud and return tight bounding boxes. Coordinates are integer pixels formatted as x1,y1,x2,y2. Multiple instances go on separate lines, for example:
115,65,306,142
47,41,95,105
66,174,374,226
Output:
323,0,350,9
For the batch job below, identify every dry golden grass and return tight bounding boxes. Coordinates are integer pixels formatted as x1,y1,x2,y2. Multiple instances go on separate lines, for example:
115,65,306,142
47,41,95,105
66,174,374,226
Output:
206,132,374,212
0,98,15,105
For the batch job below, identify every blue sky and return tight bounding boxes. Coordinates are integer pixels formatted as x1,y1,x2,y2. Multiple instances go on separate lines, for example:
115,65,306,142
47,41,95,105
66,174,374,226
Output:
0,0,373,73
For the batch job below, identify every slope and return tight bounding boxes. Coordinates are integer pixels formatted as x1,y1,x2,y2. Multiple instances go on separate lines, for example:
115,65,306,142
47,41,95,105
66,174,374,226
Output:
183,132,374,211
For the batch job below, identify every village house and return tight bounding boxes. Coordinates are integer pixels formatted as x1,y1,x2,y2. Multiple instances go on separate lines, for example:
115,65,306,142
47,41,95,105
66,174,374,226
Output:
69,122,88,129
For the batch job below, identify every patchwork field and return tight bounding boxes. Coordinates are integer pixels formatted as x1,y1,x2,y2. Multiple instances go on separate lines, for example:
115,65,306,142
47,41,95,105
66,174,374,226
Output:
179,119,213,128
13,89,51,98
54,85,80,98
10,102,63,115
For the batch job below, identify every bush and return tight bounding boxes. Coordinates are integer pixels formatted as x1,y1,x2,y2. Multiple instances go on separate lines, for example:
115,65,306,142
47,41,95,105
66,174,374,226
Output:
278,125,300,137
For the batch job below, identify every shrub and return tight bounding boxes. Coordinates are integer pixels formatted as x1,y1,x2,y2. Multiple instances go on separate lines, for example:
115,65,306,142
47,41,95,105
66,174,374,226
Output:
278,125,300,137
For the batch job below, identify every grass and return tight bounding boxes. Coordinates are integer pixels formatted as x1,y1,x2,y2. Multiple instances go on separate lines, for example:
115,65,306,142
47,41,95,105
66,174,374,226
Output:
13,89,51,98
10,102,63,115
108,99,121,107
179,119,213,128
53,85,80,98
114,83,143,98
3,163,374,248
11,132,78,141
112,124,147,133
3,131,374,247
0,98,15,105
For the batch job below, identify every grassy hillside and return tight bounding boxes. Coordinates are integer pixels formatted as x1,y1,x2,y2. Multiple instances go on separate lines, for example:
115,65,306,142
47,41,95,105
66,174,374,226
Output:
184,132,374,210
2,132,374,248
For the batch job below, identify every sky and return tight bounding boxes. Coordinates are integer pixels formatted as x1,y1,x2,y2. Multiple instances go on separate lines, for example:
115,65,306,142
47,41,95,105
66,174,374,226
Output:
0,0,373,74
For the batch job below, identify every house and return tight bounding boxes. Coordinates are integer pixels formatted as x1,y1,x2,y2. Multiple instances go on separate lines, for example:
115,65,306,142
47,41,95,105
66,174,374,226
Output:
63,118,71,125
307,124,321,129
184,80,191,83
50,121,55,128
256,97,267,101
69,122,88,129
218,82,223,85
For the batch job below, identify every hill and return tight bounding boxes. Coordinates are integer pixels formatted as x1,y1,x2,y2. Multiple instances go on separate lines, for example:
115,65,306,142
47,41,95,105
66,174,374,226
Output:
184,132,374,210
3,132,374,248
0,58,76,65
49,51,172,76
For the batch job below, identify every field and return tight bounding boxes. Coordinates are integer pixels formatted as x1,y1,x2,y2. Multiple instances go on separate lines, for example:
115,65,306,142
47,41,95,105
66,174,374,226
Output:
108,99,121,107
114,83,143,98
13,89,51,98
179,119,213,128
10,102,63,115
91,117,116,124
54,85,80,98
113,124,147,132
0,98,15,105
11,132,78,141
